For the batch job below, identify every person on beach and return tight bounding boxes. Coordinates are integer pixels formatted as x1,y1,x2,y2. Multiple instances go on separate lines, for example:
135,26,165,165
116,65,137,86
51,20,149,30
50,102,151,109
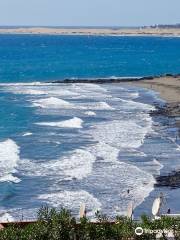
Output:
167,208,171,214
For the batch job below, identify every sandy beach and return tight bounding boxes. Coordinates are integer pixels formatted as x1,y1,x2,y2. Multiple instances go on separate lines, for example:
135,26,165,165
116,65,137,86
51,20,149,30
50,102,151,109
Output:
0,27,180,36
126,75,180,103
126,75,180,128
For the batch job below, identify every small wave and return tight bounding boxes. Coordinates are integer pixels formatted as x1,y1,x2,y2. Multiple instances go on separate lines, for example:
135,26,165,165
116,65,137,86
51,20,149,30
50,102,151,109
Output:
152,159,164,174
90,102,114,110
38,190,101,217
32,97,113,111
84,111,96,116
11,89,46,95
0,139,20,183
118,98,155,111
36,117,83,129
81,101,114,110
32,97,73,109
89,119,152,150
0,82,42,86
90,142,119,163
129,92,139,99
19,149,95,180
22,132,33,137
73,83,108,92
45,89,79,97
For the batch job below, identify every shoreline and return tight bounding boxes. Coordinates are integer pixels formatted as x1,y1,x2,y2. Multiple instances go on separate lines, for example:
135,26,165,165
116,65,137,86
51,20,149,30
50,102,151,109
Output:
52,73,180,104
51,74,180,116
131,76,180,216
0,27,180,37
124,75,180,103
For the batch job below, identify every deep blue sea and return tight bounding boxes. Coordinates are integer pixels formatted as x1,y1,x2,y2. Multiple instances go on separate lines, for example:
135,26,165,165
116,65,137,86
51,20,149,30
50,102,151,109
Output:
1,35,180,82
0,35,180,221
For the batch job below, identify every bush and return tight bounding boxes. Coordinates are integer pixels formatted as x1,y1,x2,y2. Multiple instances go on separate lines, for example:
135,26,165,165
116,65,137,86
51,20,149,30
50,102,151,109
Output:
0,207,179,240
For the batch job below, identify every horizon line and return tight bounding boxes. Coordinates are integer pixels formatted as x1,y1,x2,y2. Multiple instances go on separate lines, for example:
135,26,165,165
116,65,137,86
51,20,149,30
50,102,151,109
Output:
0,23,180,28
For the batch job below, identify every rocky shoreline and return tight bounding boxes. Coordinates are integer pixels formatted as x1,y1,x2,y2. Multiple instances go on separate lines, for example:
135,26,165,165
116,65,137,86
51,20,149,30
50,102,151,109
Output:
150,102,180,117
155,170,180,188
51,73,180,84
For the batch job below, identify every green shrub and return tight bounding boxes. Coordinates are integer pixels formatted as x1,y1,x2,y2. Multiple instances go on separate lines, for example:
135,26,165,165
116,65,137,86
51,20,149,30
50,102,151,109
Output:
0,207,179,240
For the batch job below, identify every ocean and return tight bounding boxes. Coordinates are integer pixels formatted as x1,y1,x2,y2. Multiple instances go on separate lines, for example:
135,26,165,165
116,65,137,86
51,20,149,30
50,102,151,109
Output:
0,35,180,221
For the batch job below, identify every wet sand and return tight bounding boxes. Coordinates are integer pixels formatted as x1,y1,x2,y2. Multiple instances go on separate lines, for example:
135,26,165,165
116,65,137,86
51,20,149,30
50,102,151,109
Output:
0,27,180,36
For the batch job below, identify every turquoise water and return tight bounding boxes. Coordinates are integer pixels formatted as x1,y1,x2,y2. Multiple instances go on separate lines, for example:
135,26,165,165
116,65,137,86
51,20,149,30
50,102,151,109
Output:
0,35,180,221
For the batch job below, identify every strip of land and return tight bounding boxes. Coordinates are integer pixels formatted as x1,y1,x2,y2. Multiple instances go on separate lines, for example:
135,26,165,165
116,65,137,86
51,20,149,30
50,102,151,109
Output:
0,27,180,36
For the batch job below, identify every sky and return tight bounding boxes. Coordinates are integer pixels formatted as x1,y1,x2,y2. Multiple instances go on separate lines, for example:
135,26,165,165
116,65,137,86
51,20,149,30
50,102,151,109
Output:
0,0,180,27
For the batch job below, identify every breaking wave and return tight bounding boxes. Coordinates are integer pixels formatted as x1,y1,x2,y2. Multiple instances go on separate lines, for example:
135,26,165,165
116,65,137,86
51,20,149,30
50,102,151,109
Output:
38,190,101,217
32,97,73,109
0,139,20,183
36,117,83,129
19,149,96,180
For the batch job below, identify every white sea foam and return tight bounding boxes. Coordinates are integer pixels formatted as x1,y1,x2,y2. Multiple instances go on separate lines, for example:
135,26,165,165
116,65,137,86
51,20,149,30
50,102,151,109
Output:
38,190,101,216
0,82,42,86
83,159,155,216
32,97,113,111
129,92,139,99
22,132,33,137
32,97,73,109
20,149,96,180
91,102,114,110
152,159,164,174
36,117,83,129
82,102,114,110
176,146,180,151
55,150,96,179
0,213,14,222
10,88,46,95
90,142,119,163
89,118,152,150
0,139,20,183
84,111,96,116
73,83,108,92
118,98,155,111
44,89,79,97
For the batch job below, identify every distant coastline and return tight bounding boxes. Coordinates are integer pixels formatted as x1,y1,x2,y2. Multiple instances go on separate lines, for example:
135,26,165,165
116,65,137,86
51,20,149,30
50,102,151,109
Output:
1,26,180,36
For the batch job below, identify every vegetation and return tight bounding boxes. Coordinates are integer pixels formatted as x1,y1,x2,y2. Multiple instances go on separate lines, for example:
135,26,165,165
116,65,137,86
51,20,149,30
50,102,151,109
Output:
0,207,180,240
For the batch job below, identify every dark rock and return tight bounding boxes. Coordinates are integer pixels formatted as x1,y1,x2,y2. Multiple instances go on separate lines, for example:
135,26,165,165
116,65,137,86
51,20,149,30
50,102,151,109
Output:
155,170,180,188
150,103,180,117
50,73,180,85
